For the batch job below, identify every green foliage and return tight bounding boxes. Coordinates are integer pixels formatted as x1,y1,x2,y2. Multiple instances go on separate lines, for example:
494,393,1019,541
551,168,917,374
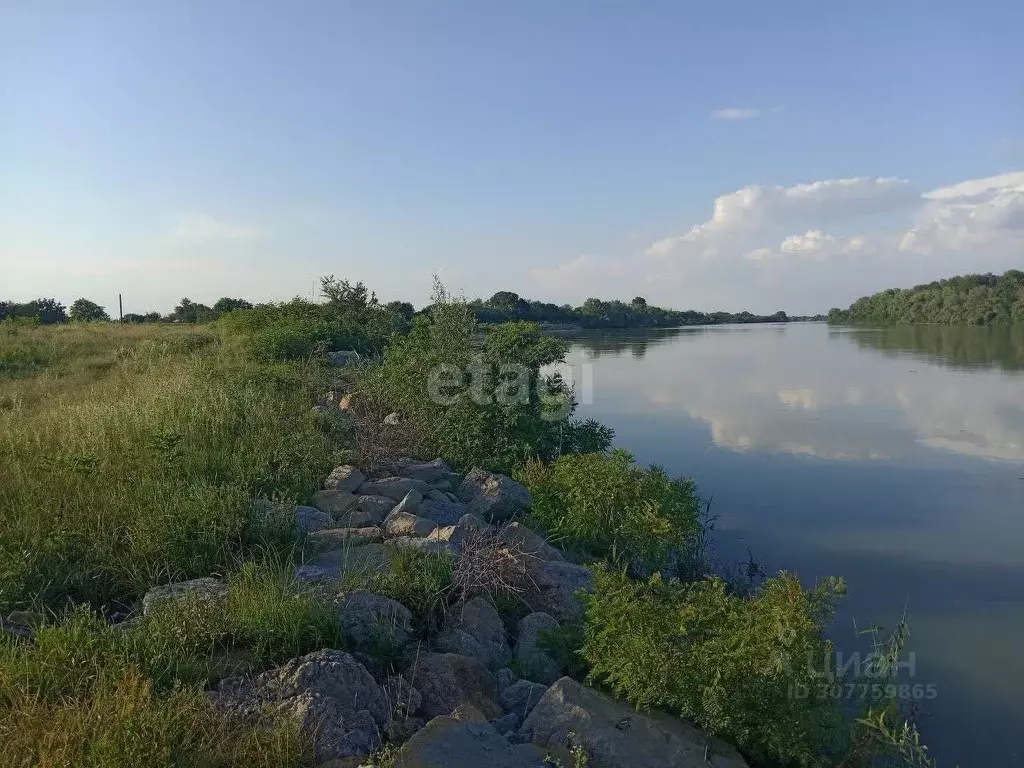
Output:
169,297,217,324
0,298,68,325
467,292,805,328
212,297,254,314
121,311,163,324
520,450,699,572
581,567,848,767
358,280,607,472
829,269,1024,326
0,324,337,612
217,290,403,363
69,299,111,323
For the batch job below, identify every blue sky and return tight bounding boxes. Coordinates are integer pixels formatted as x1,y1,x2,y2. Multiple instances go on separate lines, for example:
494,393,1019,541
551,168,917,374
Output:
3,1,1023,315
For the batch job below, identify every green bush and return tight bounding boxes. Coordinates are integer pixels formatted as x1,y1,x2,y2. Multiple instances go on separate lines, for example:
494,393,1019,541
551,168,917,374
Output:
357,281,610,472
520,450,699,572
218,300,373,362
581,567,848,767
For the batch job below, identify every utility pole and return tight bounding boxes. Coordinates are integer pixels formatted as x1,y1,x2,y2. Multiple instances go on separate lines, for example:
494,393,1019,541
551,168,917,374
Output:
119,294,123,321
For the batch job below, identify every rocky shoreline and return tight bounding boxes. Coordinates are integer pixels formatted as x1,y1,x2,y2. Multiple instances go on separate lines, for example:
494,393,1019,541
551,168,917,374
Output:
83,452,746,768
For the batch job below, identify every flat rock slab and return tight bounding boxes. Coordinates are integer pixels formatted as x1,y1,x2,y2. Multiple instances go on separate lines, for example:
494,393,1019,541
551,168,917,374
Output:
393,715,548,768
142,577,228,616
304,527,384,554
521,677,749,768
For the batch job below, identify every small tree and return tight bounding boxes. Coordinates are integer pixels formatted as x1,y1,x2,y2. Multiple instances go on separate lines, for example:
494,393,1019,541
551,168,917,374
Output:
24,298,68,324
212,297,253,314
69,298,110,322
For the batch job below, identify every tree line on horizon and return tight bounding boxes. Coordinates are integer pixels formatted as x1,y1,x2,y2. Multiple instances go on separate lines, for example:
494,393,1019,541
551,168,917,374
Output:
1,289,822,329
828,269,1024,326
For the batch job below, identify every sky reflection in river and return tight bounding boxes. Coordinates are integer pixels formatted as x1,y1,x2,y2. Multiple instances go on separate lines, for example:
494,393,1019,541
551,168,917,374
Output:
560,323,1024,767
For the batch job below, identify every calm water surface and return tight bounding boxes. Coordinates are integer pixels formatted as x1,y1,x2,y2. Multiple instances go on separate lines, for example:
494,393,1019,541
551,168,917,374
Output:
561,323,1024,767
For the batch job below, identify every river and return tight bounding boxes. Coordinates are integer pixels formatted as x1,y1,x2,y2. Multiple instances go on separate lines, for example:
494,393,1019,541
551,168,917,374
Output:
559,322,1024,767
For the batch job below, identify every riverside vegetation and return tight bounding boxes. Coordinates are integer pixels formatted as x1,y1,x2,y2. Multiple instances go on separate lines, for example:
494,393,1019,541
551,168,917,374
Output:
1,279,936,768
828,269,1024,326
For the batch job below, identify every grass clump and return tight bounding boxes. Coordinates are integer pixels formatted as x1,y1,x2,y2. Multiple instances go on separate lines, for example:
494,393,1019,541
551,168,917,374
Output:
226,562,344,666
520,449,700,572
343,549,455,632
0,655,310,768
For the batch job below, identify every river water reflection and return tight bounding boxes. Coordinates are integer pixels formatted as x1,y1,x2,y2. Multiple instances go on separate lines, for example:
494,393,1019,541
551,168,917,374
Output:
560,323,1024,766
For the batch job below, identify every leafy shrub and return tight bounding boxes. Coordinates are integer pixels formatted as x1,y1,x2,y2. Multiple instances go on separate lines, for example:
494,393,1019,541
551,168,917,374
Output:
581,567,848,767
357,280,610,472
520,450,699,572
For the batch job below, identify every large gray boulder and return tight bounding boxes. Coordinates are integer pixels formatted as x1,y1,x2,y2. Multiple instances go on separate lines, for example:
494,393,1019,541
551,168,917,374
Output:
514,613,562,684
520,677,749,768
209,649,388,763
384,508,438,538
338,591,413,650
406,652,503,720
457,468,531,521
356,494,397,523
141,577,227,616
434,597,512,669
360,476,431,501
324,465,365,493
311,489,360,519
529,560,594,622
419,497,472,526
392,712,549,768
304,527,383,554
499,679,550,722
389,457,459,486
498,522,564,562
295,505,333,534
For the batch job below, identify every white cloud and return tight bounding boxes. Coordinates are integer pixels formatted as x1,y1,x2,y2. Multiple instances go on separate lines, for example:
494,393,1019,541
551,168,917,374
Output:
901,171,1024,254
169,213,261,243
711,105,783,120
712,107,762,120
545,170,1023,313
650,177,917,257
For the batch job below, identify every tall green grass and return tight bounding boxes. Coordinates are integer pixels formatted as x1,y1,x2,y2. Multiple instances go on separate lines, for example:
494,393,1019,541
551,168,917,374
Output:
0,323,338,613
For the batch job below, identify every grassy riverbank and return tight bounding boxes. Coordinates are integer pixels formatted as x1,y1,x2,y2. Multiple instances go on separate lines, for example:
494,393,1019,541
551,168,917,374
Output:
0,296,935,768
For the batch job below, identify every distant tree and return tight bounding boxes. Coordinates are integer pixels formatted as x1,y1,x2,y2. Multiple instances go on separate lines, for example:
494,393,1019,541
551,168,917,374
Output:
21,298,68,324
320,276,376,314
384,300,415,320
69,298,110,322
487,291,522,313
0,301,13,322
212,297,253,314
170,297,216,323
631,296,647,308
